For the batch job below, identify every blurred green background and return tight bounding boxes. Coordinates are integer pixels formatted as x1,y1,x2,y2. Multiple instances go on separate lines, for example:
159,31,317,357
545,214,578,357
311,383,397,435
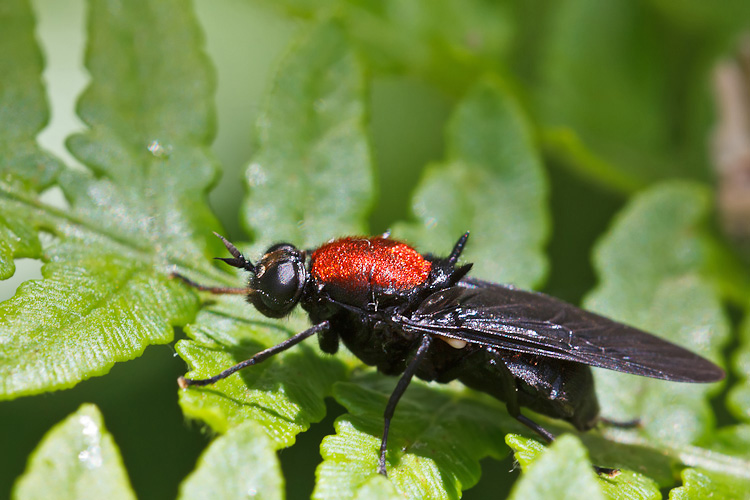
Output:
2,0,749,498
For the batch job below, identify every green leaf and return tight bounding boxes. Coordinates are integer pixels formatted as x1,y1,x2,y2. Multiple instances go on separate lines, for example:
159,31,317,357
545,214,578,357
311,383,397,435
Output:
507,434,605,500
255,0,515,93
66,0,220,256
536,0,731,186
12,404,135,500
658,426,750,498
507,435,662,500
242,22,372,249
176,296,347,444
728,308,750,422
318,372,700,498
0,0,62,189
178,421,283,500
351,476,403,500
316,434,404,500
540,128,645,195
704,425,750,461
176,16,374,495
584,182,728,444
0,0,225,400
0,0,63,279
340,0,514,92
646,0,750,33
0,251,197,398
315,374,513,500
394,79,548,288
669,468,750,500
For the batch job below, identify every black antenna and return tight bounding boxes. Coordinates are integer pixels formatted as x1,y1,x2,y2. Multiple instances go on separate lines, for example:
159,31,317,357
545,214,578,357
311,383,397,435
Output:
213,232,255,272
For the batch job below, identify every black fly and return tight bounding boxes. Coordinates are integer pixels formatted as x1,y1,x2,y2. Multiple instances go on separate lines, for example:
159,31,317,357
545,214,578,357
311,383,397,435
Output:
174,232,724,476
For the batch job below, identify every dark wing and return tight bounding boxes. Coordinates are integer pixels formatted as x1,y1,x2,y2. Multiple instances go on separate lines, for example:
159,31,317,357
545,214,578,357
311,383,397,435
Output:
401,279,724,382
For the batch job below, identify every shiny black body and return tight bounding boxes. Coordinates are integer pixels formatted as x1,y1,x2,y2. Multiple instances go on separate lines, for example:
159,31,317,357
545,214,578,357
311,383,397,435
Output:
306,275,604,432
176,232,725,476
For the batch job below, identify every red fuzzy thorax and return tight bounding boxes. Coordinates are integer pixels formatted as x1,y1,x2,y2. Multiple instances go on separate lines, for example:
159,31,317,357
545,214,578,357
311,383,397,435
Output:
310,237,432,300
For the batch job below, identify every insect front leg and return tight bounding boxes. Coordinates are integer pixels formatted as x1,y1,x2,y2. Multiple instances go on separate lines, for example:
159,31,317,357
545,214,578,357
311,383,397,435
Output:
378,335,433,476
178,321,330,388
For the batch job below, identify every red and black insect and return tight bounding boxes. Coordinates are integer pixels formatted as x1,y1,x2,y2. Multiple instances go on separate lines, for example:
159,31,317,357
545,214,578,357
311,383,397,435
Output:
175,232,724,476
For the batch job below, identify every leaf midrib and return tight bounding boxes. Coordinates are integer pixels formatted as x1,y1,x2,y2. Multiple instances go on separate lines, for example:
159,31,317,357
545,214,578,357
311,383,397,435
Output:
613,431,750,480
0,179,232,285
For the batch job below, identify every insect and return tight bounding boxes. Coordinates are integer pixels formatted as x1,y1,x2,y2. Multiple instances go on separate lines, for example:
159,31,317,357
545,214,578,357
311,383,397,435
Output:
175,232,724,476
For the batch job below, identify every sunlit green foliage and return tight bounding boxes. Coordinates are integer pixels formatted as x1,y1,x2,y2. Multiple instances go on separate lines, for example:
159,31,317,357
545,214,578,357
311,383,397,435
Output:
2,0,749,498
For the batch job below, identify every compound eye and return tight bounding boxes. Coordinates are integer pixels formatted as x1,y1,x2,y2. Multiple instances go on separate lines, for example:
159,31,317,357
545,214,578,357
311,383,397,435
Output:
257,259,299,308
251,244,305,317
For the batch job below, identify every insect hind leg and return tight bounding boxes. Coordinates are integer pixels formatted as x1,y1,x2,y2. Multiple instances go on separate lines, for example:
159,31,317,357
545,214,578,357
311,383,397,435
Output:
513,411,621,477
598,416,641,429
514,412,555,443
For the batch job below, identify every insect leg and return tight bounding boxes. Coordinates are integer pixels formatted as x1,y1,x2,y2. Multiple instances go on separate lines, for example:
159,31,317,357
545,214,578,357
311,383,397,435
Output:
378,335,433,476
514,414,620,477
178,321,330,388
171,272,246,295
514,413,556,443
598,416,641,429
